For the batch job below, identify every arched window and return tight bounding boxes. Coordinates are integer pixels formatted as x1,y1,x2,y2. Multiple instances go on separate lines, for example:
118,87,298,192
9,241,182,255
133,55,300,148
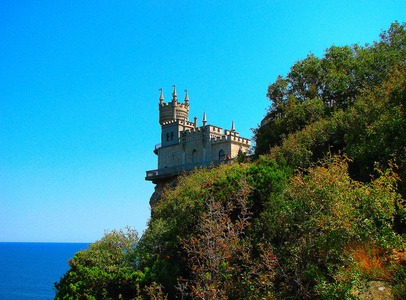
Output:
166,133,170,141
192,149,197,163
219,150,225,160
171,132,174,141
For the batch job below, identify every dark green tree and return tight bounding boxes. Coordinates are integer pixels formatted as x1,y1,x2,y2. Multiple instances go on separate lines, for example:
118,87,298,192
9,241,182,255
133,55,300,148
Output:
254,22,406,160
54,227,141,300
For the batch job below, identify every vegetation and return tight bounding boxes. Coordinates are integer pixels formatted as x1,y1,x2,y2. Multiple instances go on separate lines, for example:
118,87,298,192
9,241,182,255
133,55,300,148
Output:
253,22,406,191
55,22,406,299
54,227,141,299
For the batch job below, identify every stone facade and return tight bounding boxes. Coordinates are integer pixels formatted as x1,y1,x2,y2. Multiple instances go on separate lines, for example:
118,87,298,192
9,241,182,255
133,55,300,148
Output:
146,86,251,183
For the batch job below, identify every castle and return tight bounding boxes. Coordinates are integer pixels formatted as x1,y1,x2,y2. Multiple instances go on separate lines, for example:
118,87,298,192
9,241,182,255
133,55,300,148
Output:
145,86,251,184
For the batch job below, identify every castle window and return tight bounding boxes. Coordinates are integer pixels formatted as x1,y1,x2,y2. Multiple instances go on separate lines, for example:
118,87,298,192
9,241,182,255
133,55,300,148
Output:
171,132,174,141
219,150,225,160
192,149,197,163
166,133,170,141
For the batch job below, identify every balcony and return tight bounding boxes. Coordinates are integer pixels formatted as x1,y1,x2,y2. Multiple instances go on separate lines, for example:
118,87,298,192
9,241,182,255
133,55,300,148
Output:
153,143,161,155
145,159,234,183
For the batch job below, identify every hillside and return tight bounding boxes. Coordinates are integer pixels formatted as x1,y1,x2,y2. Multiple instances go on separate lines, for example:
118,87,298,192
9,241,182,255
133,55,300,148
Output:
54,22,406,300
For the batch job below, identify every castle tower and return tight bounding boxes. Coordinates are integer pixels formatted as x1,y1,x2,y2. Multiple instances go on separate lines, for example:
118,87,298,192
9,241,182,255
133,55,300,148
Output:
159,85,189,125
146,87,251,184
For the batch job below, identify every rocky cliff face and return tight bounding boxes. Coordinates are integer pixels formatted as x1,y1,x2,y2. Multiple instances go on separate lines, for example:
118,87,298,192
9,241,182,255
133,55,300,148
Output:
149,177,178,207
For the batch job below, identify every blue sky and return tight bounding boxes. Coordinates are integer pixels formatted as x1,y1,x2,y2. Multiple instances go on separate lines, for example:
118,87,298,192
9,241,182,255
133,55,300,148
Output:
0,0,404,242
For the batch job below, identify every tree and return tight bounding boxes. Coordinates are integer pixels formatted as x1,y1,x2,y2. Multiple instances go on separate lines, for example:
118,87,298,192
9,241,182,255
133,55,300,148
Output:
254,22,406,159
181,177,276,300
54,227,141,300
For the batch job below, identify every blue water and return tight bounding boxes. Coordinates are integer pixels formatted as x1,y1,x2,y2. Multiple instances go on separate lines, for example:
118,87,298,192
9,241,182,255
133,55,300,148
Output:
0,242,88,300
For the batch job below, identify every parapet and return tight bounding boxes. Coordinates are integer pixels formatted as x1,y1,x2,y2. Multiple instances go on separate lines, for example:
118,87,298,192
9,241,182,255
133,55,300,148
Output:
207,125,223,135
159,102,189,125
211,134,251,146
159,87,190,125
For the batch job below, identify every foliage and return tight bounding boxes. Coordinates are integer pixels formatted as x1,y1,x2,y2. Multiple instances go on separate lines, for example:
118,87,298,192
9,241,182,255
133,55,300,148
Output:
55,157,406,299
344,66,406,186
134,159,293,299
181,176,276,300
135,155,405,299
254,22,406,198
254,22,406,163
136,163,251,297
54,227,142,300
262,156,405,299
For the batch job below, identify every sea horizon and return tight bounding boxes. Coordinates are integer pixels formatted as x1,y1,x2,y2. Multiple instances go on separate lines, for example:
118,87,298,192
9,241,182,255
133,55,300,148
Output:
0,242,88,299
0,241,91,244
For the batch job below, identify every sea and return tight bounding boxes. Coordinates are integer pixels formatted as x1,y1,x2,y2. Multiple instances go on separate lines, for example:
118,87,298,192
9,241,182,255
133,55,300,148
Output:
0,242,89,300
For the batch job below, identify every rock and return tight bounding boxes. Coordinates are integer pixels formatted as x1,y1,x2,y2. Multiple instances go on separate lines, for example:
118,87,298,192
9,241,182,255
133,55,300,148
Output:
149,178,178,207
351,281,393,300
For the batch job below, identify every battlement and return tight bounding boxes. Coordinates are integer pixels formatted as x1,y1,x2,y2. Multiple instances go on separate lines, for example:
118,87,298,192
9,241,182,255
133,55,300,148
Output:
160,119,195,128
174,120,250,146
207,125,223,135
179,119,195,127
159,102,189,125
159,102,189,108
182,125,237,135
158,86,190,125
160,119,177,126
211,134,251,146
183,127,203,135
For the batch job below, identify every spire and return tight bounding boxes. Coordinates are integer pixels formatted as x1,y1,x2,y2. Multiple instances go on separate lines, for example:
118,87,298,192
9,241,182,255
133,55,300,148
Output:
231,120,235,132
184,89,189,105
202,111,207,126
172,85,177,102
159,88,164,104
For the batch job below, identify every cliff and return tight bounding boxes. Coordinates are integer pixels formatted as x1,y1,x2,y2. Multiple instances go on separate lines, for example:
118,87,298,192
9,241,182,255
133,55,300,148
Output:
54,22,406,300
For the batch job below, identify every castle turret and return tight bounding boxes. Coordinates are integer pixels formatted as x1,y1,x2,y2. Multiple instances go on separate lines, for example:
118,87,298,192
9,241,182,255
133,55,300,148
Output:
159,89,164,104
172,85,177,102
159,86,190,125
184,89,189,105
202,112,207,127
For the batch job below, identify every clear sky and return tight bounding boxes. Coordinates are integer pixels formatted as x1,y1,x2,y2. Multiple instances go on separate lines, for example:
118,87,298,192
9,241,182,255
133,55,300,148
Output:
0,0,404,242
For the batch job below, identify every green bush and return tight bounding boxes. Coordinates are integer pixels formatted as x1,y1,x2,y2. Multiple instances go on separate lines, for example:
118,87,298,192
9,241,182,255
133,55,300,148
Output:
262,156,405,299
54,227,141,300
